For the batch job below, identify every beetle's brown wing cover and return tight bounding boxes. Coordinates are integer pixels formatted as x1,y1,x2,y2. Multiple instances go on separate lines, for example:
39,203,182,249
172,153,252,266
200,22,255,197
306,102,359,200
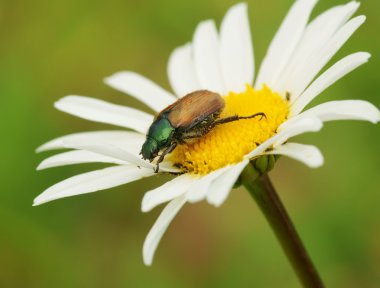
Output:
165,90,225,129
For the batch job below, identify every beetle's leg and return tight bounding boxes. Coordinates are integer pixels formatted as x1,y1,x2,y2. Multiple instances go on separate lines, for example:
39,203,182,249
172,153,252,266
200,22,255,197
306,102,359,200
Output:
155,142,178,173
213,112,266,126
180,113,266,141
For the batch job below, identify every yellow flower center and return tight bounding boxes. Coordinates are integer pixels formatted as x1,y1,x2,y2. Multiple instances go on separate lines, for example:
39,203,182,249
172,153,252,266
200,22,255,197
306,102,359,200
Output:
170,85,289,175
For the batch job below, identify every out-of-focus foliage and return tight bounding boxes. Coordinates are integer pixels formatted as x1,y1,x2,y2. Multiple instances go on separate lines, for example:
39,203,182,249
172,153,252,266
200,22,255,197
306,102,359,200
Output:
0,0,379,287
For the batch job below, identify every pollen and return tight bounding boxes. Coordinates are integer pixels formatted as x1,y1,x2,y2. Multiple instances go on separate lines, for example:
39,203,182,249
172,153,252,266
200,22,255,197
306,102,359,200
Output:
170,85,289,175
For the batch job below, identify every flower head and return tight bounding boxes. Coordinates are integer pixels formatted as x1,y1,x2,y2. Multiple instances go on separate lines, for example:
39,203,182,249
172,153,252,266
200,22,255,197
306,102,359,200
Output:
35,0,379,265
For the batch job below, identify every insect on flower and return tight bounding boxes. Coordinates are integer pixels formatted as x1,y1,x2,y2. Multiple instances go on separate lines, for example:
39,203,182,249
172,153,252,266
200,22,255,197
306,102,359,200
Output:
34,1,380,268
140,90,265,172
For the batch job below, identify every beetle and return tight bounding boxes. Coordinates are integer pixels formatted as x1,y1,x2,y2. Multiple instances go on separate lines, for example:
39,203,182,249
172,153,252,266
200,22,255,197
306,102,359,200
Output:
140,90,265,172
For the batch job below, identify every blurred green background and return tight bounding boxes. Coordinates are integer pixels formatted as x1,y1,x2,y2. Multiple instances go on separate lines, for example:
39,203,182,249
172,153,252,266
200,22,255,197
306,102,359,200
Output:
1,0,379,287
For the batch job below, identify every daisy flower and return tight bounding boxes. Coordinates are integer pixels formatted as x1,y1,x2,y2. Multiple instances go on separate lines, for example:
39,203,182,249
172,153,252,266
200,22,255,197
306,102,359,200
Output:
35,0,379,267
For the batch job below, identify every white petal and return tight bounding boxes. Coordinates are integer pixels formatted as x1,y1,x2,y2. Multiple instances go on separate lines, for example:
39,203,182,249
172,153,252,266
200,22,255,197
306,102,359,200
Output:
37,150,126,170
245,117,323,159
61,131,145,156
104,71,177,112
33,165,154,206
290,15,366,98
186,167,228,203
167,43,200,97
141,174,195,212
299,100,380,123
207,160,249,207
291,52,371,115
143,195,186,266
274,1,360,94
36,131,143,153
63,142,179,173
267,143,324,168
220,3,254,93
193,20,225,94
255,0,317,90
55,96,153,134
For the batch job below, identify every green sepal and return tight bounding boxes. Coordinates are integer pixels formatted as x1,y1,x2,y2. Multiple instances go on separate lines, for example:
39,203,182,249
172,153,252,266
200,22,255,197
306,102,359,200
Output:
234,155,279,189
253,155,277,174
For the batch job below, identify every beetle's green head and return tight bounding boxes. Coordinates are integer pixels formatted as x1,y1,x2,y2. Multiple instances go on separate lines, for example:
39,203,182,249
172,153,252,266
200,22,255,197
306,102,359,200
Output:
140,137,159,162
141,116,175,162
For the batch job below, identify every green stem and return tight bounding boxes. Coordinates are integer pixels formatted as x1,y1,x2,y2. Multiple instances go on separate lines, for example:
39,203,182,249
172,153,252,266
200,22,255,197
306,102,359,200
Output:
240,162,324,288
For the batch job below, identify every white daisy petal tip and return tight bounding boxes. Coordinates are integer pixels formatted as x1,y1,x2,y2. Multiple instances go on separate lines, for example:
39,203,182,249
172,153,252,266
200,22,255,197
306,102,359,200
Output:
103,71,134,92
349,1,360,8
35,146,46,154
104,71,176,112
33,193,52,206
344,1,361,13
104,71,122,83
269,143,324,168
352,101,379,124
53,95,154,134
167,42,200,97
36,130,144,154
195,19,216,34
299,100,380,124
36,150,126,171
34,165,155,206
220,1,254,92
141,191,162,213
32,198,42,206
373,109,380,124
36,162,46,171
353,14,367,30
193,19,226,94
54,96,70,110
207,193,230,207
222,2,248,22
362,102,380,124
353,51,371,63
143,257,153,267
143,196,186,266
33,195,55,206
36,141,56,153
141,196,151,213
364,52,371,61
255,0,318,89
229,2,247,10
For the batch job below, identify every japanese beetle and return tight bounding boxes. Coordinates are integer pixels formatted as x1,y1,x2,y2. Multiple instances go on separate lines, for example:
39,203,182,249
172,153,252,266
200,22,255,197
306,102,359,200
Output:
140,90,265,172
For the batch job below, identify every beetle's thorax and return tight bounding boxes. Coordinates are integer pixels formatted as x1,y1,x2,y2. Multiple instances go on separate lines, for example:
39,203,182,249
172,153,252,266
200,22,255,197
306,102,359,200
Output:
149,115,175,145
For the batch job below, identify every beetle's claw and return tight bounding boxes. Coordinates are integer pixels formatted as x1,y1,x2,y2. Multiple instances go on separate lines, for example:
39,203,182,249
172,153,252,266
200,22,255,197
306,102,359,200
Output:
259,112,267,120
